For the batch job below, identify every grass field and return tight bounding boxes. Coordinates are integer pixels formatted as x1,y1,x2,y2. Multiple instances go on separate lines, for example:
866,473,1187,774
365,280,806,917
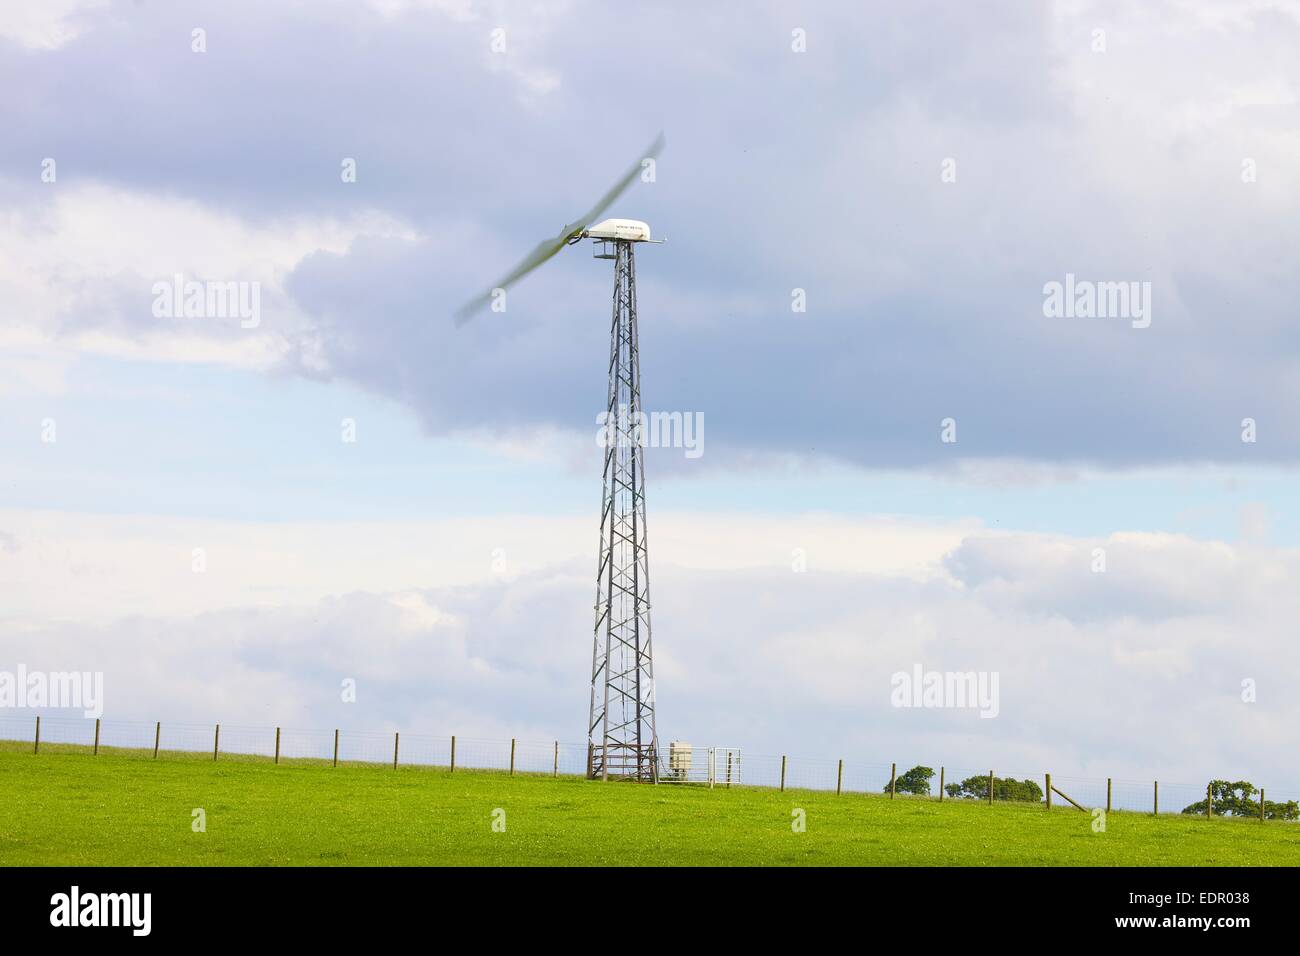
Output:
2,742,1298,865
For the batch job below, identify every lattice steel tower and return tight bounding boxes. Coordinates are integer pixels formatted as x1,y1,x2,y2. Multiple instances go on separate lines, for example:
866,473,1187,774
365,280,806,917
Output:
587,237,658,782
448,136,668,781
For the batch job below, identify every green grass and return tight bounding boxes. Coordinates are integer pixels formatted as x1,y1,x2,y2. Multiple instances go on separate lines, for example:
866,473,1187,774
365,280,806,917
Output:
2,742,1298,865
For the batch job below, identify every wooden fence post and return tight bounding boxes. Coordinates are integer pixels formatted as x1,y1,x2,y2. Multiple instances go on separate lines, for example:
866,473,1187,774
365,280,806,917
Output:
213,723,220,761
153,721,160,759
93,717,101,756
333,729,339,768
836,759,843,795
1153,781,1158,815
889,762,897,799
553,740,559,777
1046,773,1052,811
1107,777,1112,814
393,732,400,770
939,766,944,802
1206,782,1213,817
275,727,281,764
780,755,787,792
1260,789,1266,823
451,735,457,773
510,738,516,775
34,716,40,754
988,770,994,806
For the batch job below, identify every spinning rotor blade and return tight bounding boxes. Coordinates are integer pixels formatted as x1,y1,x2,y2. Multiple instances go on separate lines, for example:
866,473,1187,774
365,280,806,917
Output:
453,234,569,323
454,133,665,325
564,131,665,237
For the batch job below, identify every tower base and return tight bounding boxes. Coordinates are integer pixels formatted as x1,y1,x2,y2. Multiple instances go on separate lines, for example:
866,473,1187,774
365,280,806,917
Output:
587,743,659,782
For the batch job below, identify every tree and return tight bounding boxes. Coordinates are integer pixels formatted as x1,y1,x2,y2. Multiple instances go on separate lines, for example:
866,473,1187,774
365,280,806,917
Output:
1182,780,1300,820
883,765,935,795
945,774,1043,802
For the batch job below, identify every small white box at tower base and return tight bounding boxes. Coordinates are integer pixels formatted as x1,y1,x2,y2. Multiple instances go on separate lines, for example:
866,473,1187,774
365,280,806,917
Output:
669,741,692,778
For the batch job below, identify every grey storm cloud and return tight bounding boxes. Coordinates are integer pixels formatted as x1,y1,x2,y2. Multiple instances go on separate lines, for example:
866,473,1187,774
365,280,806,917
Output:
6,0,1300,469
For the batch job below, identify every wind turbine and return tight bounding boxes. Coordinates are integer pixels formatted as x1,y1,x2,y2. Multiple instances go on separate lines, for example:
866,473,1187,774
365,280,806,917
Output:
456,135,666,782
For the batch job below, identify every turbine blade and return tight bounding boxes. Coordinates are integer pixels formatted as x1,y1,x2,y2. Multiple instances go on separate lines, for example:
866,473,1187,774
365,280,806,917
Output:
572,131,665,232
454,132,665,324
453,234,569,325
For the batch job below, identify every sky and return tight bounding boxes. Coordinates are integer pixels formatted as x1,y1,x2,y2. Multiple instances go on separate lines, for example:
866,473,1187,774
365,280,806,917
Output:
2,0,1300,796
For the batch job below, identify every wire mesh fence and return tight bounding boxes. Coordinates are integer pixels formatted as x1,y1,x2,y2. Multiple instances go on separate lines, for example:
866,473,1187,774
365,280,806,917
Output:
1,713,1295,820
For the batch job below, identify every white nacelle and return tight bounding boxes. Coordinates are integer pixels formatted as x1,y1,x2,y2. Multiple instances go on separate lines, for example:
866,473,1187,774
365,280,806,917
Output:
584,218,652,241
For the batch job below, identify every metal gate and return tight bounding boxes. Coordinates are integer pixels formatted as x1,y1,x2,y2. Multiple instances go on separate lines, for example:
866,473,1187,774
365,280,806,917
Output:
657,744,742,786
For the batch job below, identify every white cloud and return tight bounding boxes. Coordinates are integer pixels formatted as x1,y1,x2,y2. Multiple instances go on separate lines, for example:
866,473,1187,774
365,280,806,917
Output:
0,181,416,370
0,508,971,622
0,0,108,51
3,507,1297,792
